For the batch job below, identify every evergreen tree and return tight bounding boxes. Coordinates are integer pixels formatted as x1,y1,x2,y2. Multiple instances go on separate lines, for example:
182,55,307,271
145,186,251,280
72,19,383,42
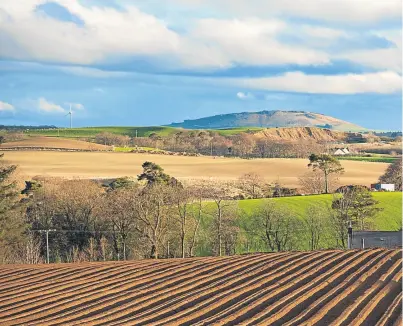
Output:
138,162,171,186
0,153,26,263
308,154,344,194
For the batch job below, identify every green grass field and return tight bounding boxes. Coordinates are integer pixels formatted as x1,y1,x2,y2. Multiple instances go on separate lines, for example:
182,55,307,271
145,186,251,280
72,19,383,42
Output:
338,156,398,163
24,126,267,138
196,191,401,255
237,192,402,231
25,126,180,138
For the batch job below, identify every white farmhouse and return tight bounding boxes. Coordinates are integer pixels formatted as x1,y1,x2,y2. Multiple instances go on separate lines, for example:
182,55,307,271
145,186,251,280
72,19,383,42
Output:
334,148,350,156
370,183,395,192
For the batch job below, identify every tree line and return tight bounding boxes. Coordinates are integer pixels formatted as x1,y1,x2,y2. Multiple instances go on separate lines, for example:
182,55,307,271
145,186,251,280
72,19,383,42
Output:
93,131,328,158
1,152,398,264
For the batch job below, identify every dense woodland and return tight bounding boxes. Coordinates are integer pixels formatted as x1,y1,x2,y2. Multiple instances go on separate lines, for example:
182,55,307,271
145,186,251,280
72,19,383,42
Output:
1,150,401,264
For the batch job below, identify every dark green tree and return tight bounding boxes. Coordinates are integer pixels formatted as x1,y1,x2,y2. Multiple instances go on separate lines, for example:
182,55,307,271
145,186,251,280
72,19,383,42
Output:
138,162,171,186
108,177,136,191
21,180,42,196
0,153,27,262
308,154,344,194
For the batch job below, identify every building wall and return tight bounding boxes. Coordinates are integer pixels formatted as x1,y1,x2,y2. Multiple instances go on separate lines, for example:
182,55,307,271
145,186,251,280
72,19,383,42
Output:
351,231,402,249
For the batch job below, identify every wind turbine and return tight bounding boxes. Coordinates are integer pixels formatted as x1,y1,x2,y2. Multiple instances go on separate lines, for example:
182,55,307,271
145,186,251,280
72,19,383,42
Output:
65,104,73,129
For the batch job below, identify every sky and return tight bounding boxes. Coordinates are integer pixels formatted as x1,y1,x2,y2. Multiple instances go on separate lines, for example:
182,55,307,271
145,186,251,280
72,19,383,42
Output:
0,0,402,130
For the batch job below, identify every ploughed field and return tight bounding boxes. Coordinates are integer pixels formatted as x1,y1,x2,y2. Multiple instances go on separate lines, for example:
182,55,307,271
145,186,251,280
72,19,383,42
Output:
2,151,388,188
0,249,401,325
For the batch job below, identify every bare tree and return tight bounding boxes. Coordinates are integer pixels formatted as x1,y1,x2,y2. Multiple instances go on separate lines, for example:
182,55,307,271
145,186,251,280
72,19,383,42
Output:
304,205,329,250
104,188,141,260
298,170,340,194
203,181,237,256
134,184,173,258
187,184,207,257
238,172,264,199
331,188,355,248
172,186,195,258
251,201,300,251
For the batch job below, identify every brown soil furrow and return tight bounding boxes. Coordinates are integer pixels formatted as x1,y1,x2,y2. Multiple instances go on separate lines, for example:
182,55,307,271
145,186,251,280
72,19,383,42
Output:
0,259,193,317
329,260,402,326
296,250,400,325
67,252,300,326
0,255,249,323
248,249,390,325
0,259,181,307
283,249,391,325
349,276,402,326
207,249,380,326
0,250,401,326
0,261,171,310
0,264,127,295
375,292,403,326
36,253,290,325
120,251,344,326
0,266,79,287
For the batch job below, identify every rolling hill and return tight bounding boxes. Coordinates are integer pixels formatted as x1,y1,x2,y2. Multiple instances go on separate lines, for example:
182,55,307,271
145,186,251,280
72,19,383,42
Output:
169,110,366,131
0,249,401,325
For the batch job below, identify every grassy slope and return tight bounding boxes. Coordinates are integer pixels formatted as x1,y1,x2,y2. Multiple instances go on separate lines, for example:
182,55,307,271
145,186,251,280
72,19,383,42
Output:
25,126,270,138
338,156,398,163
26,126,180,138
237,192,402,231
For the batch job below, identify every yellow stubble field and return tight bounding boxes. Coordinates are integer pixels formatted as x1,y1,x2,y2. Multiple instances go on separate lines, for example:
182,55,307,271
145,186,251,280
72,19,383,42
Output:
2,151,388,188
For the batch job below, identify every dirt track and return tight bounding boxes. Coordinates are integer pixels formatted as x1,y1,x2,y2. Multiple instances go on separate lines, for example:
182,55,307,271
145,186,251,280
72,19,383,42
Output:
0,249,401,325
2,150,388,188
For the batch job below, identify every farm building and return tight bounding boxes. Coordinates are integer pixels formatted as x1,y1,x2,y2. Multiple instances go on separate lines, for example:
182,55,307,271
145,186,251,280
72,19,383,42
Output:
333,148,350,155
370,183,395,192
352,231,402,249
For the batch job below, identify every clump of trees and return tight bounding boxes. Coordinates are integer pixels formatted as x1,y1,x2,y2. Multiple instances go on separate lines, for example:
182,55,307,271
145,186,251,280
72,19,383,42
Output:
95,132,131,147
379,158,402,191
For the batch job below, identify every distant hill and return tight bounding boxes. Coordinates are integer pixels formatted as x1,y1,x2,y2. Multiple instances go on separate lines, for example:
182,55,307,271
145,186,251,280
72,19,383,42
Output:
169,110,366,132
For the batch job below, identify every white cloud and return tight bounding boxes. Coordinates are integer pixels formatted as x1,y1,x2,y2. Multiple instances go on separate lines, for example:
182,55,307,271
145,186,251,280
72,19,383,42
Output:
334,29,402,73
0,0,400,73
336,48,402,73
236,92,254,100
0,1,180,65
37,97,65,113
0,101,15,111
65,102,85,110
173,0,401,23
227,71,402,94
185,18,330,67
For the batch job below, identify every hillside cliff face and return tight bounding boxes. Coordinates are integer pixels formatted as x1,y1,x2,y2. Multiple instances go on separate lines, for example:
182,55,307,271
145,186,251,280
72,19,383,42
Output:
254,127,365,142
169,110,365,132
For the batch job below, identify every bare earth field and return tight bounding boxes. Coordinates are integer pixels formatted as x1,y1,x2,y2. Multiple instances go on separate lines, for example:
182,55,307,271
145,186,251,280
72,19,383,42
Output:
2,150,388,188
0,249,401,325
1,136,111,151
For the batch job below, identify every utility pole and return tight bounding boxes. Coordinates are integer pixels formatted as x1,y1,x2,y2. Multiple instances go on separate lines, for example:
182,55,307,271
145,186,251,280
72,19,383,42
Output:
347,221,353,249
39,229,56,263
